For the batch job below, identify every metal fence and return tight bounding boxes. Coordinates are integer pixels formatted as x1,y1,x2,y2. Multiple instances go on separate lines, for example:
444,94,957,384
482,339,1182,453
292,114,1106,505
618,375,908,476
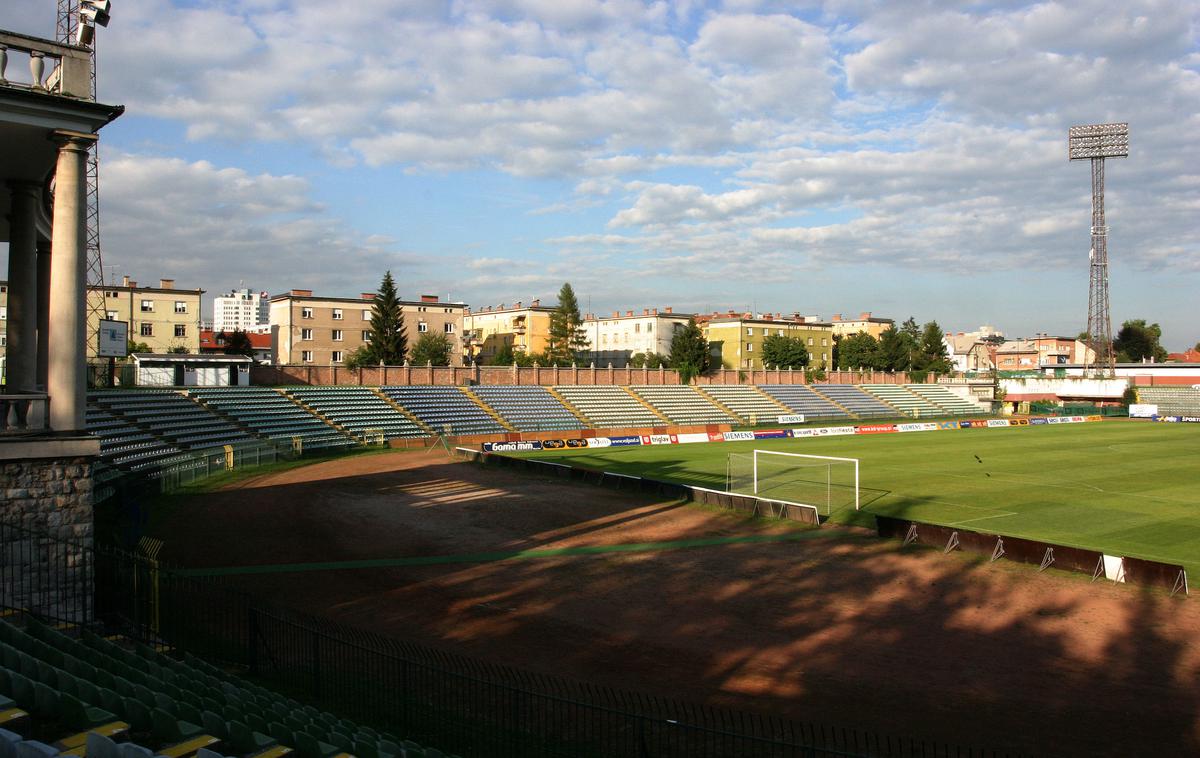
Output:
2,518,1025,758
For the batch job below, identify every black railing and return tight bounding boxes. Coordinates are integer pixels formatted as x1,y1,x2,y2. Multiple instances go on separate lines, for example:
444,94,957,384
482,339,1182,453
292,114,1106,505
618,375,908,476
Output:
3,517,1024,758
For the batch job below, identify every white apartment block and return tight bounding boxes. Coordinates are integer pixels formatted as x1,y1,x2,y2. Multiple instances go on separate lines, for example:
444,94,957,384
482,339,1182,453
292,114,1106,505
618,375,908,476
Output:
213,288,270,334
583,307,692,367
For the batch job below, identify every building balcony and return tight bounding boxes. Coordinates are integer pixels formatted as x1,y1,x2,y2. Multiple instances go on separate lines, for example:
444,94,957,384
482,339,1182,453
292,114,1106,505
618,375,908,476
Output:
0,31,95,101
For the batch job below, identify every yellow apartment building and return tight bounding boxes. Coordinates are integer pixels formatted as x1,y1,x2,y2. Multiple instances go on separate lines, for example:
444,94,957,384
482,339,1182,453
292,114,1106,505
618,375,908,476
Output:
270,289,466,365
702,312,834,370
463,300,555,364
88,277,204,357
829,311,894,339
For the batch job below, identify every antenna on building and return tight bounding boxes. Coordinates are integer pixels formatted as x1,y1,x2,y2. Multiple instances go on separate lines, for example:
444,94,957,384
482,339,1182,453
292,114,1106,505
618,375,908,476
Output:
1068,122,1128,377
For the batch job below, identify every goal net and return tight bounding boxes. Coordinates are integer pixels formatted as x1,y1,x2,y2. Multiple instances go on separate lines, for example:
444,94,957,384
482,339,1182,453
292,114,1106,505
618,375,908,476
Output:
726,450,860,517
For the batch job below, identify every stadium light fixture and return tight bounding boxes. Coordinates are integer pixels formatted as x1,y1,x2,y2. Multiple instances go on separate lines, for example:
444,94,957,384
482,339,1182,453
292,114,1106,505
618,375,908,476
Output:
76,0,112,46
1068,122,1128,160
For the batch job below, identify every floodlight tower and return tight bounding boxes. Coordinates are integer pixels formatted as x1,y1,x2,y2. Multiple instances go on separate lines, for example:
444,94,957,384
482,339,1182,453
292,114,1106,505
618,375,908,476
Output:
56,1,111,358
1068,122,1128,377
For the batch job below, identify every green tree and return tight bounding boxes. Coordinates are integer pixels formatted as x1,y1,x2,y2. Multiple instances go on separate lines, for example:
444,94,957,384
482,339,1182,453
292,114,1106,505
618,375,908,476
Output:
837,332,882,369
489,341,516,366
669,318,710,384
364,271,407,365
1113,319,1168,363
409,333,453,366
167,345,189,354
629,352,668,369
546,283,589,365
912,321,951,373
343,345,372,370
878,325,912,371
760,334,809,369
900,316,922,368
220,330,255,357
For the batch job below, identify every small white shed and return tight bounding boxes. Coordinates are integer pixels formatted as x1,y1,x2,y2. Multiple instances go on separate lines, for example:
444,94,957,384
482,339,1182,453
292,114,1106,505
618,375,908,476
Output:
132,353,252,387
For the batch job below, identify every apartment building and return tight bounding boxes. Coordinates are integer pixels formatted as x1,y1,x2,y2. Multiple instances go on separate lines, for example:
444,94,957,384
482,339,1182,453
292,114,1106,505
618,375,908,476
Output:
270,289,466,365
463,300,556,364
701,312,834,370
583,307,692,367
213,288,270,334
995,335,1093,371
945,325,1003,373
88,277,204,357
829,311,894,339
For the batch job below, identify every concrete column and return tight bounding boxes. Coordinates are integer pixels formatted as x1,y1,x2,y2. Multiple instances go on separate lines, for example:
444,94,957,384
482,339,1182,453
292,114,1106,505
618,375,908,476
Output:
47,131,97,432
5,182,40,392
36,241,52,389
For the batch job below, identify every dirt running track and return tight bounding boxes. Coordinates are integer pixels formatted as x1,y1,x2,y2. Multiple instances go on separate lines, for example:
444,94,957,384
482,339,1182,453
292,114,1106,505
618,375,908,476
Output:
151,451,1200,757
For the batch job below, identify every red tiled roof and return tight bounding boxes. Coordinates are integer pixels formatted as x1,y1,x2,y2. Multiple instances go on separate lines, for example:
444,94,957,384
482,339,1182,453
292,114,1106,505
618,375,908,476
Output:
199,329,271,351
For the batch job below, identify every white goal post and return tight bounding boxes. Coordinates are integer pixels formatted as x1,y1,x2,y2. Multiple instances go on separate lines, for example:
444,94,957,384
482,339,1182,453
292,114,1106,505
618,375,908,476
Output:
726,450,860,516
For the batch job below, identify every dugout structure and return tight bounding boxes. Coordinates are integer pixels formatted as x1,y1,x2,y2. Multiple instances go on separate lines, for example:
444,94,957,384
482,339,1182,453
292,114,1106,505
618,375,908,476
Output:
727,450,860,518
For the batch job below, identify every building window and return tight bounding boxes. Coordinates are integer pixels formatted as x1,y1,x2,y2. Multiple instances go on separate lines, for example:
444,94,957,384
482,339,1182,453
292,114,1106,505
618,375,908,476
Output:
301,350,313,362
647,323,653,333
362,310,370,320
332,329,343,341
443,323,455,334
362,331,372,342
174,324,186,337
106,290,118,298
331,351,343,363
140,323,153,337
106,311,118,320
418,322,428,333
140,300,154,312
746,328,753,336
746,342,753,352
807,338,813,346
0,307,6,320
777,329,784,336
634,324,640,334
821,339,828,347
301,328,313,341
332,309,343,320
301,307,313,319
174,301,187,314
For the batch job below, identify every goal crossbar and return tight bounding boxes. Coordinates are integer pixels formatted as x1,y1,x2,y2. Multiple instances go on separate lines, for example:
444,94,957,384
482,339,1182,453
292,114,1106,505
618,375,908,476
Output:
729,450,861,514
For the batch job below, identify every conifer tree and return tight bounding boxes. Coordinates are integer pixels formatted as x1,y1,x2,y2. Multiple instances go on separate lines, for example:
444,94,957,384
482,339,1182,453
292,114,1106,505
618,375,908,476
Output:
365,271,407,365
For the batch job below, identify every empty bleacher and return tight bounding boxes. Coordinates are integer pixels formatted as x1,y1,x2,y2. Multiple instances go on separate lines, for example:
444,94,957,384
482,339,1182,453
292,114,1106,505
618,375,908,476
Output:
90,392,257,451
0,615,455,758
758,385,851,421
812,384,896,418
85,403,190,473
382,386,509,436
1136,386,1200,416
470,386,586,432
905,384,984,416
696,385,787,424
187,387,356,451
860,385,941,418
629,386,738,426
286,387,427,440
553,386,665,429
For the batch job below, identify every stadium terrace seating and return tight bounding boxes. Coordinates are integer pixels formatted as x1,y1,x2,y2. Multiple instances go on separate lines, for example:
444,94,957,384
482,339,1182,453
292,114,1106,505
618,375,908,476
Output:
811,384,896,418
552,386,665,429
89,391,257,452
628,386,738,426
85,403,190,473
285,387,428,440
1135,386,1200,416
696,385,788,424
186,388,357,451
382,386,509,436
860,385,942,418
905,384,984,416
0,616,457,758
757,385,850,421
470,386,586,432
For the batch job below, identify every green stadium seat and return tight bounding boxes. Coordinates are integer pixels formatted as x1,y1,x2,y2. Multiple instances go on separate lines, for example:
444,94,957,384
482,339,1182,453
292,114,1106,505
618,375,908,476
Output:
121,696,153,733
293,731,340,758
228,719,278,755
151,705,207,744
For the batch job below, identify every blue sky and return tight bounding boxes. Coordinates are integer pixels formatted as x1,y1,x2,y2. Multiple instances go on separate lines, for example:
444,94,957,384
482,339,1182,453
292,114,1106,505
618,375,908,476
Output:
3,1,1198,348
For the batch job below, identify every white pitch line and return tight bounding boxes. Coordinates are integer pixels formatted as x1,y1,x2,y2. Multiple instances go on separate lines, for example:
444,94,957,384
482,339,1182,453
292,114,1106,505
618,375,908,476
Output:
948,511,1018,527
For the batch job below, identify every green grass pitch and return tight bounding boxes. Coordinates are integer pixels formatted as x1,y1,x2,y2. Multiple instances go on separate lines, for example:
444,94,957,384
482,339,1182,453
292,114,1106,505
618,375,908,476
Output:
521,422,1200,574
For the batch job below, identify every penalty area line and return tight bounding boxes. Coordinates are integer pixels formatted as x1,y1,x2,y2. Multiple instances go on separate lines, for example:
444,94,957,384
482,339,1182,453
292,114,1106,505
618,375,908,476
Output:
177,530,839,578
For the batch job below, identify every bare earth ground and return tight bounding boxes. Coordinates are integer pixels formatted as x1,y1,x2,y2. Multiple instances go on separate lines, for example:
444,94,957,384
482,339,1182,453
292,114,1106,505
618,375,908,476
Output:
150,450,1200,757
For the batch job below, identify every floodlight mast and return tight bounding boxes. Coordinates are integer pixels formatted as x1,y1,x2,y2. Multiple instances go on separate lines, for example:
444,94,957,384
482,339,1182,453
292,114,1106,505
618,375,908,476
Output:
1068,122,1128,377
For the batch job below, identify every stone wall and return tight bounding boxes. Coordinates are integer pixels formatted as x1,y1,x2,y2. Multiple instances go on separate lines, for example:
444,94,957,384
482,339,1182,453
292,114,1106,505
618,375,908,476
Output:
0,455,94,622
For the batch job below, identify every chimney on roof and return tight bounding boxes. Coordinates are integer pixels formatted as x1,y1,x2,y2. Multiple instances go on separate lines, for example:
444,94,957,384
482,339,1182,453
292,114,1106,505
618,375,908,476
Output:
832,314,842,321
612,310,620,318
622,310,630,317
361,293,375,300
664,307,672,313
159,278,174,289
531,299,539,307
122,275,130,287
859,311,870,320
515,301,522,308
420,294,438,303
763,313,773,321
651,308,658,315
291,289,312,297
643,308,649,315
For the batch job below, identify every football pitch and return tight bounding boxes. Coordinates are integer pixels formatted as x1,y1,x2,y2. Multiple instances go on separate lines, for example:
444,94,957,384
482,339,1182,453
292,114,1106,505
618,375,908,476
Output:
522,421,1200,574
